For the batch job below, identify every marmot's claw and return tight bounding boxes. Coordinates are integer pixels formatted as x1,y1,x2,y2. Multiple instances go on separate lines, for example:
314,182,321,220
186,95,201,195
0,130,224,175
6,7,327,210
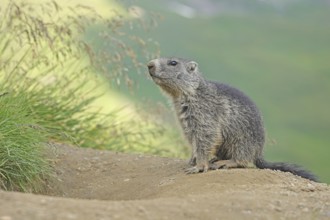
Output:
209,163,220,170
185,164,209,174
185,167,200,174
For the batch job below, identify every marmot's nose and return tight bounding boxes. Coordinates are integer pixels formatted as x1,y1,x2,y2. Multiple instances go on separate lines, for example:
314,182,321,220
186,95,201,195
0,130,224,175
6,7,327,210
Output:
147,60,156,73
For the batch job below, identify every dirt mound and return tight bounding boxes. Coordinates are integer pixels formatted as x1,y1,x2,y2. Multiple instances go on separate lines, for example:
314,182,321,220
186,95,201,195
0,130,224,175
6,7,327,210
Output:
0,144,329,220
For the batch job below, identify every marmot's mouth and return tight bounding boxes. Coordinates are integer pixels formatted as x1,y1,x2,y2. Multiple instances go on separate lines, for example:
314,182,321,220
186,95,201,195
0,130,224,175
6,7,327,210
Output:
150,75,172,80
149,75,163,85
150,74,160,79
148,71,156,77
147,68,158,78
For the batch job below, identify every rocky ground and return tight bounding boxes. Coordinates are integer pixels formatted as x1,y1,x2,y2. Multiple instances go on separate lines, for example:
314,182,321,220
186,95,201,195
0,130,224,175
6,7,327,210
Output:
0,144,329,220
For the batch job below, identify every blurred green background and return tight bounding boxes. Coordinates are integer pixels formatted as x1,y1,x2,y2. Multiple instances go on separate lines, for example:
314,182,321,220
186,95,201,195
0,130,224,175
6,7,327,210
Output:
105,0,329,182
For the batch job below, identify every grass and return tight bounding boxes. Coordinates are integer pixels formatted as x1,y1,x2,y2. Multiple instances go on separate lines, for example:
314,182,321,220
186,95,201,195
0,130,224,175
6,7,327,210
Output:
0,93,49,191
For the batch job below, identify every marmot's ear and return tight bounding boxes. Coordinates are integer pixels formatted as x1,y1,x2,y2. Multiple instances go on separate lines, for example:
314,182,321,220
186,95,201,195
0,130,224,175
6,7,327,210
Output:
187,61,198,73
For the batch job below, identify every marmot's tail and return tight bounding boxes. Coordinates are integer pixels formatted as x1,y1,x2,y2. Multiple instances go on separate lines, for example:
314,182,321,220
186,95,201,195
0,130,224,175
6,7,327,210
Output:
255,158,318,182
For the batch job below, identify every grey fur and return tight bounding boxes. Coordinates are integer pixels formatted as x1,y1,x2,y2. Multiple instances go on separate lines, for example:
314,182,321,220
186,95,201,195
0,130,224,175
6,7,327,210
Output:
147,57,317,181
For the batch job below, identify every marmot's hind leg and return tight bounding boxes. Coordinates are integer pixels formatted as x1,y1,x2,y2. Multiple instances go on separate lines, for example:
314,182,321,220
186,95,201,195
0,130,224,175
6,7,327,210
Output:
209,157,220,164
209,159,253,170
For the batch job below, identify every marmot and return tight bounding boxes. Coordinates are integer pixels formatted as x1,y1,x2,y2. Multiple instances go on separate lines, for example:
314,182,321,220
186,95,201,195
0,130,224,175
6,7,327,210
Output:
147,57,317,181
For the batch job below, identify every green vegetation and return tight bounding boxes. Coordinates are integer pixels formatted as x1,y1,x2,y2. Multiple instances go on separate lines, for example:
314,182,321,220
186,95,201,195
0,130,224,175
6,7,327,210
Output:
0,0,184,191
0,93,49,191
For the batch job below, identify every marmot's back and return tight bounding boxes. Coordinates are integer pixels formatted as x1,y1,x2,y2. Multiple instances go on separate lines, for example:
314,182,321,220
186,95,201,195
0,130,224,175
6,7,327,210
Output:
211,81,265,148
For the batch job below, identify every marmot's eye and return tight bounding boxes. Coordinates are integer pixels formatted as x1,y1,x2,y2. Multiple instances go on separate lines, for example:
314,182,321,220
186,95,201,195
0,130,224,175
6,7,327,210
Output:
168,60,178,66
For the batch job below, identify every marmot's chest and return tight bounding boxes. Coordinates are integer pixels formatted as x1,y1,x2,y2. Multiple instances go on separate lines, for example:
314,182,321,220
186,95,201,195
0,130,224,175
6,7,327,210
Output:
175,99,214,128
176,102,196,133
175,100,195,119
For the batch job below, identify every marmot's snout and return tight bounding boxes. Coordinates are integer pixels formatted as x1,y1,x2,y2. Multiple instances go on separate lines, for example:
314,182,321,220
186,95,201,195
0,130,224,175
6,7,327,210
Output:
147,60,156,76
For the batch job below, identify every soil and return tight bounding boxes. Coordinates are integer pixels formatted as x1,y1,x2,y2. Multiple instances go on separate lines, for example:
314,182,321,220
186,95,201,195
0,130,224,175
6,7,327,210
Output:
0,144,329,220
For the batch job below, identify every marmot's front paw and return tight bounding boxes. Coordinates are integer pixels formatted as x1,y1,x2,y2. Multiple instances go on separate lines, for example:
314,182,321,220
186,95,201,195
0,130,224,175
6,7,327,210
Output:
185,163,209,174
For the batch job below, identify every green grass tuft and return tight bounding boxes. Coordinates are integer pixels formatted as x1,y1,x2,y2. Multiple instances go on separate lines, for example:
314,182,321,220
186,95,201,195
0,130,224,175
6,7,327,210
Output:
0,93,49,191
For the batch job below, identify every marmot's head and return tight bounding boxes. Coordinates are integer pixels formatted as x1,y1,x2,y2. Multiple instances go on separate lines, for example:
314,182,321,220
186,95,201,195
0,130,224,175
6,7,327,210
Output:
147,57,203,97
